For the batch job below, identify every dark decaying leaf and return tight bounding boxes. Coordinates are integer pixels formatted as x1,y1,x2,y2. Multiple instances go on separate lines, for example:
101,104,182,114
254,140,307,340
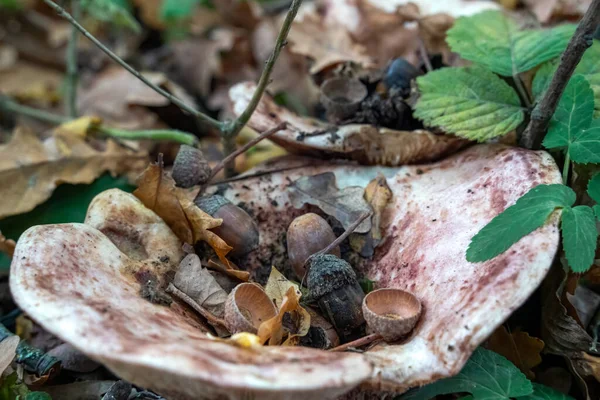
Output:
102,380,133,400
516,383,575,400
289,172,372,234
486,326,544,379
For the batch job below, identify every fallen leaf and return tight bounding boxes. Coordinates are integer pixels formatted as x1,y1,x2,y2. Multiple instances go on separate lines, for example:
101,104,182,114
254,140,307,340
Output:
0,332,19,375
0,231,16,259
264,266,302,309
207,259,250,282
42,381,116,400
363,174,392,241
172,254,227,319
566,285,600,328
486,326,545,379
208,332,263,349
133,160,193,243
0,59,62,106
54,116,102,139
133,160,232,264
289,172,372,234
257,287,310,346
523,0,590,23
0,127,147,218
47,343,100,373
288,12,375,74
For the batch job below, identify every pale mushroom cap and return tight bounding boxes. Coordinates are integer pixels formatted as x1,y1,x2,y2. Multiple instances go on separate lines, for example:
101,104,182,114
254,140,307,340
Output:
225,283,277,334
363,289,422,342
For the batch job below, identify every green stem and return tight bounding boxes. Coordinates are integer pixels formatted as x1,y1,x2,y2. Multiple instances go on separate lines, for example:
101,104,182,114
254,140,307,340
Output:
513,74,532,108
66,0,80,118
95,126,197,146
42,0,222,130
225,0,302,135
0,97,197,145
563,152,571,185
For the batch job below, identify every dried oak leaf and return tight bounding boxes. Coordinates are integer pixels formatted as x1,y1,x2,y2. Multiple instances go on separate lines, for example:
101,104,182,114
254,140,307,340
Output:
0,127,147,218
207,259,250,282
264,266,302,309
0,60,62,106
0,231,16,259
289,172,372,234
257,286,310,346
288,12,375,74
524,0,590,23
133,161,232,264
486,326,544,379
229,82,469,166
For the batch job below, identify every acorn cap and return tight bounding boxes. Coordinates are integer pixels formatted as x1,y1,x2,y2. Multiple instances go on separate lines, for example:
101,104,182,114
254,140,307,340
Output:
320,78,367,121
362,288,422,342
224,283,277,335
195,194,231,215
306,254,358,300
172,145,210,188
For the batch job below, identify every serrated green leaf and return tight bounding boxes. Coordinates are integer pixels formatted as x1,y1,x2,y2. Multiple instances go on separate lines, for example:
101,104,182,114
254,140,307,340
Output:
467,184,574,262
24,393,52,400
543,75,595,150
542,76,600,164
516,383,574,400
447,10,575,76
400,348,533,400
81,0,140,33
414,66,524,141
534,42,600,117
594,204,600,219
561,205,598,273
587,174,600,203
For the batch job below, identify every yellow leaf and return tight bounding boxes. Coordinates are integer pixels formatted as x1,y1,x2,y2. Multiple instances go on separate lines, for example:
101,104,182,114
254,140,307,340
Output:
0,127,147,219
229,332,263,349
264,266,302,308
55,116,102,139
258,287,311,346
0,232,15,259
364,173,393,240
486,326,544,378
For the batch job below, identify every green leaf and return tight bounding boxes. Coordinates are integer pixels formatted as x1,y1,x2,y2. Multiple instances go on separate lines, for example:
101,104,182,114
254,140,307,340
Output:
0,372,31,400
561,205,598,273
516,383,574,400
447,10,575,76
542,76,600,164
0,0,21,10
587,174,600,203
24,393,52,400
400,348,533,400
534,41,600,117
0,174,134,269
543,75,595,150
81,0,141,33
161,0,199,20
467,184,575,262
414,66,524,141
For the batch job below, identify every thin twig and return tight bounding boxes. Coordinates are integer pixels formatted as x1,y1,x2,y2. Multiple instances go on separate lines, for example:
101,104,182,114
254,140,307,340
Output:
166,283,228,329
417,38,433,73
520,0,600,149
198,122,287,196
42,0,222,130
206,164,313,186
66,0,79,118
513,74,532,108
226,0,302,135
0,97,198,145
316,211,372,257
219,0,302,176
329,333,382,352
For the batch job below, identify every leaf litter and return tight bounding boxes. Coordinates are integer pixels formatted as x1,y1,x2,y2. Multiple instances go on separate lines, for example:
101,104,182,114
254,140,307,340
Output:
2,0,600,399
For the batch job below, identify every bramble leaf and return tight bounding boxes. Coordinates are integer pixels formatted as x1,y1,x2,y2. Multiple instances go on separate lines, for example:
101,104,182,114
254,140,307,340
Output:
588,174,600,203
400,347,532,400
561,205,598,273
533,41,600,117
542,76,600,164
81,0,140,33
414,66,524,141
517,383,575,400
467,184,574,262
447,10,575,76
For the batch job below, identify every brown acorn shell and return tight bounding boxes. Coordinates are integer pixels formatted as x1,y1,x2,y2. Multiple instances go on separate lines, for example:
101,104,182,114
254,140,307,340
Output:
224,283,277,334
362,288,422,342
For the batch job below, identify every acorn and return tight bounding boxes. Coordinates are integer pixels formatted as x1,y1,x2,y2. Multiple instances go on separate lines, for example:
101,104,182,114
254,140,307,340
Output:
172,145,211,188
299,307,340,350
286,213,341,281
195,195,259,257
320,77,368,122
383,58,421,96
306,254,365,342
224,283,277,334
362,288,422,342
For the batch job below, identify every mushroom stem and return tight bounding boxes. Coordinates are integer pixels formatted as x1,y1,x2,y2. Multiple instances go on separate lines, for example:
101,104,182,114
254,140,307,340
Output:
166,283,228,329
329,333,382,352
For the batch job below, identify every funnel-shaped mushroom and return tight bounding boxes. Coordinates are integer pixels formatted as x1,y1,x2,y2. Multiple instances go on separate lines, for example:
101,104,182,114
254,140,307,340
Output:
11,144,560,397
